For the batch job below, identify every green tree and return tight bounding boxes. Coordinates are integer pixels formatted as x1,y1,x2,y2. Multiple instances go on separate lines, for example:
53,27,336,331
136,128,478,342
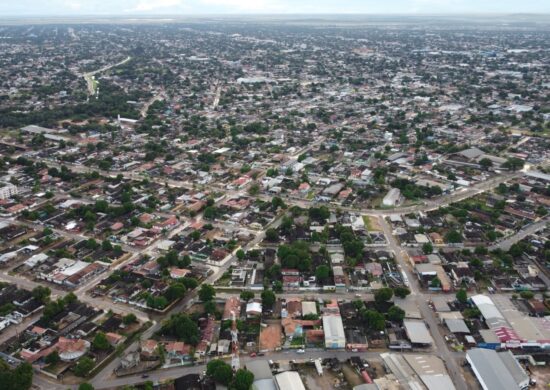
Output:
164,283,186,302
261,290,276,309
393,286,411,299
63,292,78,305
520,290,534,300
503,157,524,171
101,240,113,251
387,305,405,322
160,313,200,345
78,384,95,390
445,230,462,243
74,357,95,377
422,242,433,255
430,277,441,288
315,265,330,282
361,309,385,331
479,158,493,170
207,360,233,385
204,300,217,315
198,284,216,302
233,368,254,390
203,206,217,220
0,361,33,390
265,228,279,242
92,332,110,351
240,291,255,302
236,249,246,261
31,285,51,304
45,351,60,365
374,288,394,304
122,313,137,325
456,289,468,304
248,183,260,196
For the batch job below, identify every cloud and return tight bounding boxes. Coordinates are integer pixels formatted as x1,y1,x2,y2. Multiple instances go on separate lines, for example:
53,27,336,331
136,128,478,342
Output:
198,0,284,12
64,1,82,10
130,0,185,12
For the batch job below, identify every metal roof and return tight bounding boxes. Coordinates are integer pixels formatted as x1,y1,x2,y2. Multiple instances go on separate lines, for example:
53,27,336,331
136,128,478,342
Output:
246,360,273,380
322,315,345,341
444,319,470,334
403,320,434,345
498,351,529,388
275,371,306,390
466,348,521,390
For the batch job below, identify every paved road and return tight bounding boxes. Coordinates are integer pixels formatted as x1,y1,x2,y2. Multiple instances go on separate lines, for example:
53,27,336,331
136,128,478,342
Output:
489,215,550,252
140,91,166,118
82,56,131,95
379,217,468,390
257,171,522,217
90,348,439,389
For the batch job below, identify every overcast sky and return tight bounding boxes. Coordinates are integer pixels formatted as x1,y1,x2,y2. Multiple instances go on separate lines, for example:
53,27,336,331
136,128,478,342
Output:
1,0,549,16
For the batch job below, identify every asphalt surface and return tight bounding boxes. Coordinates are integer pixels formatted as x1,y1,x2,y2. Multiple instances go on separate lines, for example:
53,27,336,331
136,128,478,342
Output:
489,215,550,252
379,216,468,390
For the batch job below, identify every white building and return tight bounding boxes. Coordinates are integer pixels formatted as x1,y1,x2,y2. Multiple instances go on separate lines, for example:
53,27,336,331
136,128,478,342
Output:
322,315,346,349
275,371,306,390
382,188,402,207
0,183,18,200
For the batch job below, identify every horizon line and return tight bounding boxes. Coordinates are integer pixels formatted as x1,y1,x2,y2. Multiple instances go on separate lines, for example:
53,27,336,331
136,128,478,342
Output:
2,12,550,18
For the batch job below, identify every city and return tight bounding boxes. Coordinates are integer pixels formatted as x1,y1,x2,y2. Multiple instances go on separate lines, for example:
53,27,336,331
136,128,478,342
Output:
0,8,549,390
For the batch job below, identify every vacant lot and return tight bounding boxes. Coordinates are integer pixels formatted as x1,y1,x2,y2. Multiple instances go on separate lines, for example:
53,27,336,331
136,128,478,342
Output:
259,322,282,351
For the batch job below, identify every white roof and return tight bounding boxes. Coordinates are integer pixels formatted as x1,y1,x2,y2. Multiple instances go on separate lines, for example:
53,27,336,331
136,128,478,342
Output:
471,294,508,329
275,371,306,390
246,301,262,314
24,253,49,267
58,260,89,276
322,315,345,341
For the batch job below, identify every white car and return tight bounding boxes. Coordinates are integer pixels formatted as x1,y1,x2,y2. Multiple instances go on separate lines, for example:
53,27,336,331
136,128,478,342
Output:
296,349,305,354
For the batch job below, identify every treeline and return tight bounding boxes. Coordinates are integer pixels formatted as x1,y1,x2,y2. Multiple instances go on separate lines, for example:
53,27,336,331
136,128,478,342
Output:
0,84,140,129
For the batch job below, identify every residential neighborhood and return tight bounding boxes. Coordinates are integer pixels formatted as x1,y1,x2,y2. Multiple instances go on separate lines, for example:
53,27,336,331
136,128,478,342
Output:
0,10,549,390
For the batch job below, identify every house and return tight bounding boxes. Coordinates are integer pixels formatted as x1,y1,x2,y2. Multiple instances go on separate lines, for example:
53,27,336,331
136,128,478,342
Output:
141,339,159,358
165,341,192,360
170,268,191,279
106,332,125,347
246,301,262,317
429,232,444,245
222,296,241,320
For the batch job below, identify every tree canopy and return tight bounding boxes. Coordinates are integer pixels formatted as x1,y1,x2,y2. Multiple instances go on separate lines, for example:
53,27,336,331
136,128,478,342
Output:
160,313,200,345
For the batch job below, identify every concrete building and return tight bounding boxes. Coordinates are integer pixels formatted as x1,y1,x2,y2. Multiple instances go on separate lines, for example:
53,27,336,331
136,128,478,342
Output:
322,315,346,349
0,183,18,199
382,188,402,207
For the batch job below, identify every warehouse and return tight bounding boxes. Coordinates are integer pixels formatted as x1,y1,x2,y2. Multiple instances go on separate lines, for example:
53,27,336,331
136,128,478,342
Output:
322,315,346,349
466,348,529,390
275,371,306,390
403,320,433,347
